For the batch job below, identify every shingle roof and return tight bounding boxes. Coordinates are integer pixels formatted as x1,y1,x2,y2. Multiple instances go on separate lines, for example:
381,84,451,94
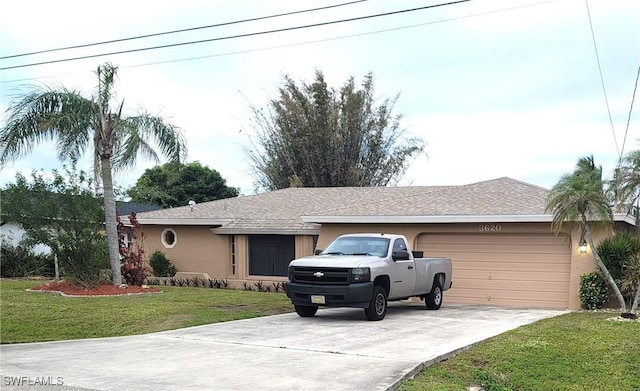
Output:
116,201,163,215
308,177,549,216
135,177,551,233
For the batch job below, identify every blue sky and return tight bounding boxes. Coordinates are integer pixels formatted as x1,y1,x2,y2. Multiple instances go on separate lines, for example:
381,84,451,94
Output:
1,0,638,197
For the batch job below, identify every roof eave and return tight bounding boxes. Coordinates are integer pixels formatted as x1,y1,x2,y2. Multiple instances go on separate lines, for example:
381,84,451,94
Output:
302,213,637,225
136,218,234,226
617,213,637,225
211,227,321,235
301,214,554,223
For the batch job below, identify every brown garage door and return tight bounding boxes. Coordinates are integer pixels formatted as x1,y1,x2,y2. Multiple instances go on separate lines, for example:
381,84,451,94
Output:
416,233,571,309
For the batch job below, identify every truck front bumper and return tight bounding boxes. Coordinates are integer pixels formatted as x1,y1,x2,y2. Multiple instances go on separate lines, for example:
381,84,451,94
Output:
284,281,374,308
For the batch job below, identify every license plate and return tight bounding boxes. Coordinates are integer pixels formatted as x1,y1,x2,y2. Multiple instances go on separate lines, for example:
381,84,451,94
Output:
311,295,325,304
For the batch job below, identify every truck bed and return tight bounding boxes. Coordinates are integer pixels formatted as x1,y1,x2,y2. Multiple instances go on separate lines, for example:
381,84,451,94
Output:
413,257,453,296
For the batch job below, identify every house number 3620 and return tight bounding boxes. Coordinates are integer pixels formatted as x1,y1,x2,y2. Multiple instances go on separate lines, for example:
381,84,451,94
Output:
478,224,502,231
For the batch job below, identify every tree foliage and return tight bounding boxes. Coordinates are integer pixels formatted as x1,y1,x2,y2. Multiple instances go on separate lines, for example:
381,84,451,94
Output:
0,165,108,286
611,148,640,230
0,63,187,285
246,70,425,190
127,162,238,208
546,155,638,316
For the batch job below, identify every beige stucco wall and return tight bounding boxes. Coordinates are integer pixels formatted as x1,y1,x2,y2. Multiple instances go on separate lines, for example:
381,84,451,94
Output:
141,228,315,287
143,225,230,278
316,222,570,249
567,226,615,309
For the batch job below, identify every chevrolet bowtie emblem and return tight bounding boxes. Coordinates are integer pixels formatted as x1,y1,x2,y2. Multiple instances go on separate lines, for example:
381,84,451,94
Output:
313,272,324,277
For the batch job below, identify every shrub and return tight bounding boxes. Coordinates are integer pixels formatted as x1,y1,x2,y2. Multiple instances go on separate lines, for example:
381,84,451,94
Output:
118,212,151,286
597,232,640,305
0,240,54,278
149,251,177,277
56,229,109,288
579,272,609,310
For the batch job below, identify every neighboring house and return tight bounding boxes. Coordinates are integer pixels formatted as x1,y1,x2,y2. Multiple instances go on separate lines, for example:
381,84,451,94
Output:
1,221,52,254
116,201,164,216
135,177,636,310
1,201,162,255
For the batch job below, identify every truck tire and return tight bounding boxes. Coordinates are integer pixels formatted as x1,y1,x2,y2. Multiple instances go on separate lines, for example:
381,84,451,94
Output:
294,305,318,317
425,280,443,310
364,286,387,321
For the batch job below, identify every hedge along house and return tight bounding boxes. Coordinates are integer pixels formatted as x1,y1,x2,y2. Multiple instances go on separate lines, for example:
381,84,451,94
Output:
134,177,635,310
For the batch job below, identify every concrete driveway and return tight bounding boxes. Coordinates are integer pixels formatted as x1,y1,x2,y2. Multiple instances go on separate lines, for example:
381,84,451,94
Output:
0,303,567,391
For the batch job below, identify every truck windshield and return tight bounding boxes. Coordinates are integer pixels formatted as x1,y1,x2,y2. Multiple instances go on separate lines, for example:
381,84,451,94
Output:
322,237,390,257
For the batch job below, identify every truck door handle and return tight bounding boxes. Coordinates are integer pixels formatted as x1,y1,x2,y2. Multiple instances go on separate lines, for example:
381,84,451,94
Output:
407,265,414,269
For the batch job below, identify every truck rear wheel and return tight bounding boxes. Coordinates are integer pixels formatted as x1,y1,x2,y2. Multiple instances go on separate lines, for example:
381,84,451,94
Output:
364,286,387,321
425,280,443,310
294,305,318,317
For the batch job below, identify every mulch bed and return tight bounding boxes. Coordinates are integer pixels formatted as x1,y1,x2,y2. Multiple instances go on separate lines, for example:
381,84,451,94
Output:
29,280,161,297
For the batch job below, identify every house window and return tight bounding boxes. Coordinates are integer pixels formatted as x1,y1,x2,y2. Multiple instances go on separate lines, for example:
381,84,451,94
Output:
161,228,177,248
230,235,236,275
248,235,295,277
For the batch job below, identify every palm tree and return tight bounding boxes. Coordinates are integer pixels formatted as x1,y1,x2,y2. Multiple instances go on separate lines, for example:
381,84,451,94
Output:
546,155,631,315
0,63,187,285
610,148,640,313
612,149,640,219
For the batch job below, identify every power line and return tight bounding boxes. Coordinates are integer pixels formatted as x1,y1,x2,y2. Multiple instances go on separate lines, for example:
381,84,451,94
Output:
0,0,559,85
0,0,471,71
584,0,619,159
0,0,367,60
619,65,640,160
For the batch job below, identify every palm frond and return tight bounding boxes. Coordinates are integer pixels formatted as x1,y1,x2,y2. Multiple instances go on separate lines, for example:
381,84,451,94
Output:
95,63,118,112
111,113,187,173
611,149,640,212
0,85,95,166
546,155,613,233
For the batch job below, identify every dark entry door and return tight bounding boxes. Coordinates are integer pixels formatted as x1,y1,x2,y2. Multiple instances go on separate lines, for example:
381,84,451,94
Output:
248,235,295,277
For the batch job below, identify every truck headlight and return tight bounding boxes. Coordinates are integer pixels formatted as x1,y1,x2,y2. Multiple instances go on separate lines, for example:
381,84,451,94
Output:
288,266,294,282
351,267,370,283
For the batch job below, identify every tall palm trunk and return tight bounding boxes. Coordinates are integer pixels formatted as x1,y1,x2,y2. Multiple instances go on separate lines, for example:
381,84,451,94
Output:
101,157,122,285
632,286,639,314
585,225,627,312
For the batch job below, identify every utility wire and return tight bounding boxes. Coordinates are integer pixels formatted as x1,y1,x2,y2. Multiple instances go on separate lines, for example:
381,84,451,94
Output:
122,0,557,69
619,65,640,160
0,0,471,71
0,0,558,85
585,0,619,159
0,0,367,60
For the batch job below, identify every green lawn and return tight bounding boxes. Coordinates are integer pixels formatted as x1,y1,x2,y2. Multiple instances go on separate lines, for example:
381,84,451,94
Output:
399,311,640,391
0,279,292,343
2,280,638,390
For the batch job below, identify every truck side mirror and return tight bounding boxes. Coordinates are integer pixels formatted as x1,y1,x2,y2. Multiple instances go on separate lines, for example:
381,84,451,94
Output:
392,250,410,261
314,249,323,255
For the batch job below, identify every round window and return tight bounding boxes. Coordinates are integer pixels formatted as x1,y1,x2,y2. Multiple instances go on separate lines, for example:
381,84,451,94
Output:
161,228,177,248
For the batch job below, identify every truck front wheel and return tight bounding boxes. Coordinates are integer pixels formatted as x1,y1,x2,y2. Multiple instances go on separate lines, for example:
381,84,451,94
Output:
364,286,387,321
294,305,318,317
425,280,443,310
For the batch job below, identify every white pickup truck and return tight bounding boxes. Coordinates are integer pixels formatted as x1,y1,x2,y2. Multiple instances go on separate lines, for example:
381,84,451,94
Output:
284,233,453,321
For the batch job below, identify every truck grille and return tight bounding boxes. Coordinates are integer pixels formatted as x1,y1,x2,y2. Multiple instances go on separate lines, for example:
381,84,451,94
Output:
291,267,351,285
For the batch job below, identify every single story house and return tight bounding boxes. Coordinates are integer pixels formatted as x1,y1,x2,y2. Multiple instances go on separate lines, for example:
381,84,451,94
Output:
135,177,636,310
